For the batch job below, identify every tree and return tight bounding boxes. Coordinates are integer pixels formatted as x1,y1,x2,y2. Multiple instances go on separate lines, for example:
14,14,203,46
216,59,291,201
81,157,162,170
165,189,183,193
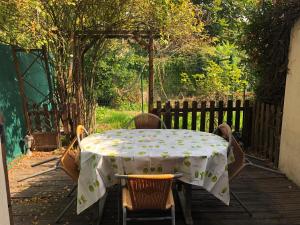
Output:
0,0,206,130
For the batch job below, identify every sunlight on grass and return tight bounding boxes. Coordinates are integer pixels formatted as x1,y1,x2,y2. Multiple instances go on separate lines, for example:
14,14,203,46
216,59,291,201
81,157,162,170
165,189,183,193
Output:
95,107,139,132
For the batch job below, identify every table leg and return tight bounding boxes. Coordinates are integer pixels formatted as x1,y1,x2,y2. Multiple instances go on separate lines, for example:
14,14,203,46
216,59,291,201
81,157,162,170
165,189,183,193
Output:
94,192,108,225
177,183,193,225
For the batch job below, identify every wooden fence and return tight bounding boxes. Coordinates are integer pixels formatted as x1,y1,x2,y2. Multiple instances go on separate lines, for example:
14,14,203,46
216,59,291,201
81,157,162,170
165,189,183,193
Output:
28,104,60,150
151,100,283,167
250,102,283,167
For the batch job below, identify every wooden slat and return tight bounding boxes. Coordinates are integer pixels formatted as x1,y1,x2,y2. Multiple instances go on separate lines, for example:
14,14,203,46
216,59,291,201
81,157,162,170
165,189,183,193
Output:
9,152,300,225
274,105,282,167
218,101,224,125
182,101,188,129
174,101,180,129
242,100,251,147
235,100,241,132
253,102,261,155
157,101,162,120
264,104,270,159
269,105,276,163
191,101,197,130
227,100,233,127
164,101,172,129
209,101,215,133
200,101,206,132
258,102,265,157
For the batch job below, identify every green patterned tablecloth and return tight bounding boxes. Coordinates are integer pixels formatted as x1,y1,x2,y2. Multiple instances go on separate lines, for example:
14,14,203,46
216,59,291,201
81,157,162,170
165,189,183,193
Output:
77,129,231,214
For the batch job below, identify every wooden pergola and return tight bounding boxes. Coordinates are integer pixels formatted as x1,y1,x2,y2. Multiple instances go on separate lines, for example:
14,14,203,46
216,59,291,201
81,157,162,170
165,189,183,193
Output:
73,29,160,112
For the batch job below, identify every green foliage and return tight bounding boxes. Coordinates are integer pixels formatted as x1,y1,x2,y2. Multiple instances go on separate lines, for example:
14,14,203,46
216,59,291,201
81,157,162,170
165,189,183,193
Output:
88,40,147,106
195,0,259,42
242,0,299,104
155,42,251,100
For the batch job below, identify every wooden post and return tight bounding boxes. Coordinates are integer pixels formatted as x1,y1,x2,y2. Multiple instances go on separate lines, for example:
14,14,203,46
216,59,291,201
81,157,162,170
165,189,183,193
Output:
218,101,224,125
274,105,282,167
227,100,233,128
235,100,241,132
174,101,180,129
191,101,197,130
258,102,265,157
200,101,206,131
41,46,54,104
242,100,251,147
164,101,172,129
148,35,154,112
182,101,188,129
209,101,215,133
11,47,31,132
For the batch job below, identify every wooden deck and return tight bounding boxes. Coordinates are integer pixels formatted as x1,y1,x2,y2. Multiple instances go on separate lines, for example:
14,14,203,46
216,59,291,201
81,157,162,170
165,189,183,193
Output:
8,152,300,225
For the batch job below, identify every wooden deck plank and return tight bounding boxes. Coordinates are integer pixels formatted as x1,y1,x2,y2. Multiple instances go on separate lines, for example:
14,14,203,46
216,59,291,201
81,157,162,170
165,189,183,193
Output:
8,152,300,225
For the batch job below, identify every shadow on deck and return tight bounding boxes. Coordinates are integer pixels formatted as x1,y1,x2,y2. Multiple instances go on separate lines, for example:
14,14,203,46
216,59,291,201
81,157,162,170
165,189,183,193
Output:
8,152,300,225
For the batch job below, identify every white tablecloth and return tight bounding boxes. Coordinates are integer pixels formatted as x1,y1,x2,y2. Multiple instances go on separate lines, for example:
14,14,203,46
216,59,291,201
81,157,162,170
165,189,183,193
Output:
77,129,231,214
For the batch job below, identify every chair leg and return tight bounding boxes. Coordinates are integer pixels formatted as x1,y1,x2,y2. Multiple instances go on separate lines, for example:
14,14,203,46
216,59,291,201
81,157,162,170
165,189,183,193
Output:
171,206,175,225
245,161,284,175
55,196,76,223
230,190,252,217
123,207,127,225
67,184,77,197
31,157,59,167
18,167,57,182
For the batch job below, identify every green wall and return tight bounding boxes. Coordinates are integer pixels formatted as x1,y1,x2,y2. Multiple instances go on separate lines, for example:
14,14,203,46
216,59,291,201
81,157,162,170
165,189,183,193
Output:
0,44,50,163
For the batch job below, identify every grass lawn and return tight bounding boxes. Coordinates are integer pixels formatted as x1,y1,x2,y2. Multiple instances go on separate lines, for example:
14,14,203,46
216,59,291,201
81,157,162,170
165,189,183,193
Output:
95,106,139,132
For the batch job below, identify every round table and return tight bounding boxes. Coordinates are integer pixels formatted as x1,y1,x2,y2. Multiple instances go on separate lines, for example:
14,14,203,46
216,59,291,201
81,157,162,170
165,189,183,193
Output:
77,129,231,215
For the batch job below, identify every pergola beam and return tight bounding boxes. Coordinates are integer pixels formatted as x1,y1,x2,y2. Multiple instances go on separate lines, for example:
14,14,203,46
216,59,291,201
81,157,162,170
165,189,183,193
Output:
74,30,160,39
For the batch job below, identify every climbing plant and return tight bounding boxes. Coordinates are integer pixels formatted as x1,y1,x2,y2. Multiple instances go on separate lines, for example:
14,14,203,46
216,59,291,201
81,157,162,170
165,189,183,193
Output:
243,0,300,104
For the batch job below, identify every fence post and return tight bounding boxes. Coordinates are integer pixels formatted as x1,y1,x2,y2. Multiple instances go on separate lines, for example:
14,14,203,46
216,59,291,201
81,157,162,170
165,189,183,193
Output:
164,101,172,129
192,101,197,130
200,101,206,132
258,102,265,157
235,100,241,132
269,105,275,163
242,100,252,147
182,101,188,129
264,104,270,159
274,105,282,167
218,101,224,125
209,101,215,133
174,101,180,129
227,100,233,127
156,101,162,119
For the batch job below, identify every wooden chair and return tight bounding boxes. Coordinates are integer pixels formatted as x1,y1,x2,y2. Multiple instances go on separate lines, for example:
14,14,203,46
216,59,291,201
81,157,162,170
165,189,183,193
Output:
125,113,167,129
18,125,88,223
115,174,182,225
214,123,252,216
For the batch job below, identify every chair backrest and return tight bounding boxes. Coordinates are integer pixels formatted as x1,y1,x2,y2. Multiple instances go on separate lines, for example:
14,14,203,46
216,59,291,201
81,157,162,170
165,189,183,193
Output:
60,137,79,182
214,123,245,180
117,174,176,210
76,125,88,144
126,113,167,129
214,123,233,155
228,136,245,180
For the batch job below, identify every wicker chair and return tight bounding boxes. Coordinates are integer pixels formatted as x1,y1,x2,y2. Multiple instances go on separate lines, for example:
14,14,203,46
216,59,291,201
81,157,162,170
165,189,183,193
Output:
125,113,167,129
115,174,182,225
